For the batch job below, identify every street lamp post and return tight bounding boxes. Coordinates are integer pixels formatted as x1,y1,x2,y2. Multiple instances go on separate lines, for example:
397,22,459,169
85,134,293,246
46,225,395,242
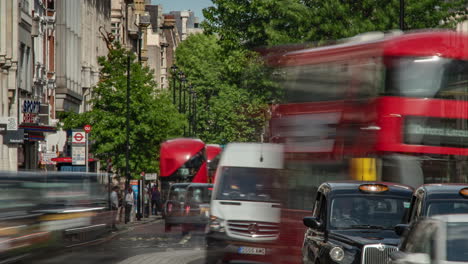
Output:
178,71,185,113
125,55,131,193
170,64,178,105
400,0,405,30
188,85,193,136
193,92,197,135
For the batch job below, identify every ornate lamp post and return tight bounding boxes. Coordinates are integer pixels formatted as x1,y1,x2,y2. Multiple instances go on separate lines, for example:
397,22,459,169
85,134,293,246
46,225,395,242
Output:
170,64,178,105
178,71,185,113
193,92,198,135
188,85,193,136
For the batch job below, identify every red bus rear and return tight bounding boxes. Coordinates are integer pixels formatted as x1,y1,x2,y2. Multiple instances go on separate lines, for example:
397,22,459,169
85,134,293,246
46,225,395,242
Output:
160,138,208,198
268,31,468,263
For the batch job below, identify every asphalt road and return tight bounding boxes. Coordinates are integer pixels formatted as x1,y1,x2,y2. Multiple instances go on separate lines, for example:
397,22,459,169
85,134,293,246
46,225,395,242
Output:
29,218,207,264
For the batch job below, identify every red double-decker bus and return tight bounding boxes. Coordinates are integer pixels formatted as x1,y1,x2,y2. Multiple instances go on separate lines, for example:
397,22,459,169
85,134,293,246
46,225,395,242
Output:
159,138,208,198
267,31,468,263
206,144,222,183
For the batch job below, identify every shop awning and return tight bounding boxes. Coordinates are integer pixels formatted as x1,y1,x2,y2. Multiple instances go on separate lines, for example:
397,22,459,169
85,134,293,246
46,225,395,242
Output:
51,157,97,163
19,124,57,133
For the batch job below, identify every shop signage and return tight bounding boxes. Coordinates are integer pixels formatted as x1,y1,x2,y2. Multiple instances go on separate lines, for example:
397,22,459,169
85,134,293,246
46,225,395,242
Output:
4,129,24,144
0,117,18,130
72,146,86,165
21,100,41,124
42,152,58,165
145,173,158,181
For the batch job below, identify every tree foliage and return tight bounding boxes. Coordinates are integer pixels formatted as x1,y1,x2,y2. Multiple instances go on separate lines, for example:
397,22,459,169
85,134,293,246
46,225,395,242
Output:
174,34,278,144
203,0,467,49
62,44,185,177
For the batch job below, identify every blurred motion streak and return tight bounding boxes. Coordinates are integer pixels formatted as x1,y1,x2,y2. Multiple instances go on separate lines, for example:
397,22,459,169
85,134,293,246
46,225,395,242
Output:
0,171,111,262
265,30,468,263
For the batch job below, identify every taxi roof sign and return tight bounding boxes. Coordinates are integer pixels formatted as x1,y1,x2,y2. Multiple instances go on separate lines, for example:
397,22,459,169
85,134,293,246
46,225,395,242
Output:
359,184,389,193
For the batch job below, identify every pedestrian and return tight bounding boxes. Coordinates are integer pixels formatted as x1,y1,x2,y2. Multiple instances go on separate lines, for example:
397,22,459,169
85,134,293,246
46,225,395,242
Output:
151,185,161,215
143,186,150,217
125,187,134,224
110,186,119,230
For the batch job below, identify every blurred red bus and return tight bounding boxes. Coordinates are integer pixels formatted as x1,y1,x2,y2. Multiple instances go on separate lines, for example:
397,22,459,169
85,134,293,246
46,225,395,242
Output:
267,31,468,263
206,144,222,183
159,138,208,199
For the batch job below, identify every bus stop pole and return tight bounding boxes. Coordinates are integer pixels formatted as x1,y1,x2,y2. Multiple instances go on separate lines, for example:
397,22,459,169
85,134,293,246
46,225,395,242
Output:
85,133,89,173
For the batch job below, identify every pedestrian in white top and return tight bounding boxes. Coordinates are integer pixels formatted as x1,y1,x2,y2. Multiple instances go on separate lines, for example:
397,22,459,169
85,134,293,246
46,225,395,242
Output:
124,187,134,224
110,186,119,230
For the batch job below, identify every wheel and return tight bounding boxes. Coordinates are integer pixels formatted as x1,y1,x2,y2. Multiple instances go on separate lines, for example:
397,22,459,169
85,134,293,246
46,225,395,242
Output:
165,223,172,232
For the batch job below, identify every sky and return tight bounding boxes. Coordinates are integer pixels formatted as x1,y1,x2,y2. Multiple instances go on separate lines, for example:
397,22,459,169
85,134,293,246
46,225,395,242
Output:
151,0,213,21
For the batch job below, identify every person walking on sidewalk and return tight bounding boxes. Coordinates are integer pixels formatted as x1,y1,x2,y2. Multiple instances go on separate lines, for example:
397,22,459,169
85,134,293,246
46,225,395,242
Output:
124,187,134,224
110,186,119,230
151,185,161,216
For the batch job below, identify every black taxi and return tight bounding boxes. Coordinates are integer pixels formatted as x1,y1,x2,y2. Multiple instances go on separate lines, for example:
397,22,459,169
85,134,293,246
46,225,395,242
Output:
404,184,468,224
302,181,413,264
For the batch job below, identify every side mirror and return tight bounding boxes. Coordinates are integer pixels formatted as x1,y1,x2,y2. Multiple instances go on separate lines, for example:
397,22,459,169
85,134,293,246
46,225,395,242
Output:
395,224,409,236
303,216,321,229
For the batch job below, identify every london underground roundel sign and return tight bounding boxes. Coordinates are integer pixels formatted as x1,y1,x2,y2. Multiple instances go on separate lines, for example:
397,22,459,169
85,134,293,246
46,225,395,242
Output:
72,131,86,144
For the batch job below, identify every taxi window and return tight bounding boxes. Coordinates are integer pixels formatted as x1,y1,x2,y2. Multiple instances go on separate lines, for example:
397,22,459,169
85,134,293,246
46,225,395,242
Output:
427,201,468,216
330,195,409,229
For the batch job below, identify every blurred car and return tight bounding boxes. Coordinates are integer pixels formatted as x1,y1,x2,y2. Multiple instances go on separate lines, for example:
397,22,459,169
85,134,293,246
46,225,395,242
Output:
206,143,284,264
181,183,213,233
302,181,413,264
164,183,190,232
0,173,50,263
391,214,468,264
395,184,468,236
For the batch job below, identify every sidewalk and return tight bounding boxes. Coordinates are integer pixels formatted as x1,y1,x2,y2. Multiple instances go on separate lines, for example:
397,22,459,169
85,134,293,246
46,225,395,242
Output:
114,214,162,233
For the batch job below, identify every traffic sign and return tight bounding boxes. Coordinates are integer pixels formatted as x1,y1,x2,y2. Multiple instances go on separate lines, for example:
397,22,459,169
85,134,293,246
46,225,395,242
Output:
84,124,92,133
72,131,86,144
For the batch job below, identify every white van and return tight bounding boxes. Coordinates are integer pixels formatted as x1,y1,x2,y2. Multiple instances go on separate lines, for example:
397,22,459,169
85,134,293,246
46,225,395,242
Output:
206,143,283,264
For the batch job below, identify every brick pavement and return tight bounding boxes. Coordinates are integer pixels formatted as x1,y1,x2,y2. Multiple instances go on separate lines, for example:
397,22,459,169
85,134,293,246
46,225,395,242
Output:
117,249,205,264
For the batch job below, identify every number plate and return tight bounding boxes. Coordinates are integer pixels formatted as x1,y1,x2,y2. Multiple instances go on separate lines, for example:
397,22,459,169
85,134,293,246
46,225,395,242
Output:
238,246,266,255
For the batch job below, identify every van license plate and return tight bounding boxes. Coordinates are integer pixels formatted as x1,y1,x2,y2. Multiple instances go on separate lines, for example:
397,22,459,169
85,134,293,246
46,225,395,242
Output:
238,246,266,255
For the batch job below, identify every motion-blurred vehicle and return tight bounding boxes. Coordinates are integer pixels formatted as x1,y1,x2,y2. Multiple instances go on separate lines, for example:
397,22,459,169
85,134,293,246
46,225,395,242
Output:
164,183,190,232
0,173,50,263
391,214,468,264
206,143,283,264
32,172,110,247
302,182,413,264
0,172,110,262
266,30,468,263
181,183,213,233
395,184,468,236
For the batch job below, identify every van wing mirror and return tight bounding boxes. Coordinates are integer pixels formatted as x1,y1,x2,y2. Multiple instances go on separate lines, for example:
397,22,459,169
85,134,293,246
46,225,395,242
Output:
394,224,409,236
303,216,321,229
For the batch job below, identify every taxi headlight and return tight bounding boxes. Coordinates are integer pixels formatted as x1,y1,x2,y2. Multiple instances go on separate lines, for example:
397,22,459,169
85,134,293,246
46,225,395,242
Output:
330,247,345,262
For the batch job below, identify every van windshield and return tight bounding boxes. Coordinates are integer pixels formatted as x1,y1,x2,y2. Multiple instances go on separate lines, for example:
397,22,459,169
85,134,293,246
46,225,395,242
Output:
216,167,282,202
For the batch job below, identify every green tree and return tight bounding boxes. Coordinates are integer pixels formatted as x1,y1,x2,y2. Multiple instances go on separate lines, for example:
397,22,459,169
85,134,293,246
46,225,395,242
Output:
174,34,276,144
62,44,185,177
203,0,467,48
